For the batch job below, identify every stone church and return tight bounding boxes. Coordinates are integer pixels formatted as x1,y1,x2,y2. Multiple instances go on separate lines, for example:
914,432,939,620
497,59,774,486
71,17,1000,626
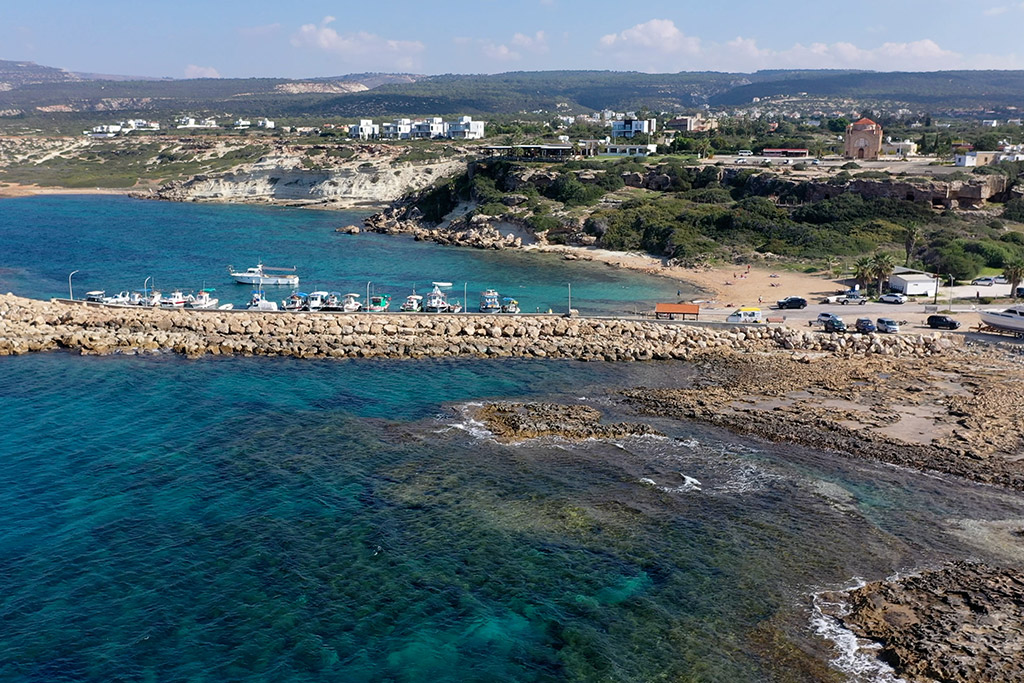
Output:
844,117,883,159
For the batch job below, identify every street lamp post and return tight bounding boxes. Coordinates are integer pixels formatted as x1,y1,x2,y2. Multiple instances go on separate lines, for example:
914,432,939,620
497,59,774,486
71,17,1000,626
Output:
948,274,954,310
68,270,79,300
567,283,572,313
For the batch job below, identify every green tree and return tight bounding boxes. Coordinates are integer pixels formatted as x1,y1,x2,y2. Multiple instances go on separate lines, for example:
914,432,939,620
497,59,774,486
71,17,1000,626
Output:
853,256,874,289
1004,259,1024,299
870,252,896,296
903,225,921,267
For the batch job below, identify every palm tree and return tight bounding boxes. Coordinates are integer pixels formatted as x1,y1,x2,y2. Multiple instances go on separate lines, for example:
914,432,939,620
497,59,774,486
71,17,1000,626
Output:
1004,259,1024,299
870,252,897,296
853,256,874,291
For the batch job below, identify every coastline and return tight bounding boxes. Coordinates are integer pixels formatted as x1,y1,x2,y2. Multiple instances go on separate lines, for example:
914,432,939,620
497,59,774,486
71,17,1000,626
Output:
0,183,138,198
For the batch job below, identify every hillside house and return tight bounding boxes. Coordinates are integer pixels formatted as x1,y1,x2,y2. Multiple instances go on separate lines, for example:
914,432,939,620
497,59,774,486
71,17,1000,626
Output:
611,117,657,139
411,117,446,139
348,119,380,140
447,116,486,140
381,118,413,139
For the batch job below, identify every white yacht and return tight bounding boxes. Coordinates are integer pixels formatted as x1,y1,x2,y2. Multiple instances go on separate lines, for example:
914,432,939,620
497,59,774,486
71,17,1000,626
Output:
980,304,1024,335
229,262,299,286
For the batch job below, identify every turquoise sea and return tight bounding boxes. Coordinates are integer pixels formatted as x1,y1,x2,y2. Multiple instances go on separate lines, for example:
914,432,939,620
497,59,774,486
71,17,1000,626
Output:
2,196,1023,682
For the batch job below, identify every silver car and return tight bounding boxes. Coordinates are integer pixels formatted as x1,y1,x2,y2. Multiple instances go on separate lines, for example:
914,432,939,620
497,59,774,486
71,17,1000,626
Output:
876,317,900,333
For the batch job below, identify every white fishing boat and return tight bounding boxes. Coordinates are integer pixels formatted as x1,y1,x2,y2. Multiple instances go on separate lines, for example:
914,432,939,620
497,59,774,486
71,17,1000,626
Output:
501,297,520,314
130,290,162,306
305,291,330,311
341,293,362,313
186,288,220,309
479,289,501,313
246,289,278,311
980,304,1024,335
367,294,391,312
229,262,299,286
322,292,344,311
424,282,452,313
448,299,463,314
281,292,307,312
84,290,107,303
399,294,423,312
160,290,188,308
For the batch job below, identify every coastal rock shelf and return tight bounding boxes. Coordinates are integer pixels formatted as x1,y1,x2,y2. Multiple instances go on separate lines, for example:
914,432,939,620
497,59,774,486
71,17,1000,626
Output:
0,294,953,361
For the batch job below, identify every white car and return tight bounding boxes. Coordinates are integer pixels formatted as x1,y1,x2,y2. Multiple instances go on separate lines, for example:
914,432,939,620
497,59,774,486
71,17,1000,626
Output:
878,293,907,304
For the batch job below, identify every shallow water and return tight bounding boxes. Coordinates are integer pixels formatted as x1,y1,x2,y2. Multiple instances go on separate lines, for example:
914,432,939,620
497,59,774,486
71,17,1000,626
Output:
2,353,1023,682
0,195,692,314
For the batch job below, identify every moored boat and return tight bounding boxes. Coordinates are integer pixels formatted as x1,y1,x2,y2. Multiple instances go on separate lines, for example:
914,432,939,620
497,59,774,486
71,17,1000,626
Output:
322,292,344,311
479,289,501,313
246,289,278,311
305,291,330,311
186,288,220,309
399,294,423,312
501,297,520,314
980,304,1024,335
367,294,391,312
160,290,188,308
424,282,452,313
229,262,299,286
341,293,362,313
282,292,307,311
84,290,107,303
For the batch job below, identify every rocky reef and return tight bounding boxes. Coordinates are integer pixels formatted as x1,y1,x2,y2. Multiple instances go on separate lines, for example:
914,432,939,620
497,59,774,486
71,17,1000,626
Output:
476,402,661,441
835,562,1024,682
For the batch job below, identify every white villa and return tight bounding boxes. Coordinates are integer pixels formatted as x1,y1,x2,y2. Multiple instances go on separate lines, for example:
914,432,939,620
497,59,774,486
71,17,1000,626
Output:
348,119,381,140
257,118,275,129
176,117,218,129
447,116,485,140
234,118,252,129
363,116,487,140
381,118,413,139
411,117,446,139
603,143,658,157
611,117,657,139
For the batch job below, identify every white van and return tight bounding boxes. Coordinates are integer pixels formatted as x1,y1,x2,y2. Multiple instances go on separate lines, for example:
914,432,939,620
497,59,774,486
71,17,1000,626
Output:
726,307,763,323
737,149,753,157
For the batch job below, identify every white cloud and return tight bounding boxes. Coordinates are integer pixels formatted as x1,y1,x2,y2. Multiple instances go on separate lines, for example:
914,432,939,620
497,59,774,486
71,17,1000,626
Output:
983,6,1009,15
184,64,220,78
464,30,550,64
594,19,1000,71
291,17,425,70
511,30,549,53
483,43,520,61
599,19,700,55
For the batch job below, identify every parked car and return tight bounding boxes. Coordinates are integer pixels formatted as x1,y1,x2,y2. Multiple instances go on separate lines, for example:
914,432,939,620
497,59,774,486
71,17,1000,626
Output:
811,159,822,165
776,296,807,310
854,318,877,333
821,291,868,305
927,314,961,330
995,276,1008,284
824,318,848,333
876,318,900,333
1017,286,1024,297
816,312,841,325
878,292,907,304
971,276,996,286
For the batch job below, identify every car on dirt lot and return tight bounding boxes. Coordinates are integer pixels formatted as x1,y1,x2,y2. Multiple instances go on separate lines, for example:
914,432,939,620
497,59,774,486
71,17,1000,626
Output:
776,296,807,309
823,318,847,333
854,318,876,333
927,315,960,330
878,293,907,304
816,312,841,325
876,318,900,333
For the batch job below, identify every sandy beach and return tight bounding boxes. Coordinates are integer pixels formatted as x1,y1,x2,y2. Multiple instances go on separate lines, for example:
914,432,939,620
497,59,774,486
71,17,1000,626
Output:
0,183,137,199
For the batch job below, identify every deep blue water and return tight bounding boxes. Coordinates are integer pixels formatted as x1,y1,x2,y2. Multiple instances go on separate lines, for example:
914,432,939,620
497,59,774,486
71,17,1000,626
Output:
2,197,1023,682
0,195,691,314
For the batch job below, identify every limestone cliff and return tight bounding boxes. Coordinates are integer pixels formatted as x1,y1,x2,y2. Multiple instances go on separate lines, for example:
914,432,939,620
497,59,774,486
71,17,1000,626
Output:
142,145,468,208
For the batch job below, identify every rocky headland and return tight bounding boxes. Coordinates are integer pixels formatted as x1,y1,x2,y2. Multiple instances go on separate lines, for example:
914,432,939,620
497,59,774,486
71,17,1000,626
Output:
828,562,1024,682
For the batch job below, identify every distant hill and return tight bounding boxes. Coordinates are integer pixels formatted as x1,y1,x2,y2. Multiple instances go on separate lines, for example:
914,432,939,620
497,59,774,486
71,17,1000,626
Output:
5,60,1024,120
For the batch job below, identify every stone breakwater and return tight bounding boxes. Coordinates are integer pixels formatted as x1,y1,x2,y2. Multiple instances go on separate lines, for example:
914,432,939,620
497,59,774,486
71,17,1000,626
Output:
0,294,953,360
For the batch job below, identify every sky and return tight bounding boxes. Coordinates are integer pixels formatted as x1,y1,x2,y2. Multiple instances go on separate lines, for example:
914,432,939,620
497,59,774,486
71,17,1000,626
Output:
5,0,1024,79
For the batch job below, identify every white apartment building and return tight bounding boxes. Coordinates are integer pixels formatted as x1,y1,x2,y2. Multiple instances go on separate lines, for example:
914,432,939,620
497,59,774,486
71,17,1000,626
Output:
176,117,218,129
381,118,413,139
446,116,485,140
611,117,657,139
122,119,160,131
348,119,380,140
411,117,446,139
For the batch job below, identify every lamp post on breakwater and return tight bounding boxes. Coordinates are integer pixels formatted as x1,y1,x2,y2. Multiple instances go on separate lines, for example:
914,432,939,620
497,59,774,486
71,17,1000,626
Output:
68,270,79,300
567,282,572,314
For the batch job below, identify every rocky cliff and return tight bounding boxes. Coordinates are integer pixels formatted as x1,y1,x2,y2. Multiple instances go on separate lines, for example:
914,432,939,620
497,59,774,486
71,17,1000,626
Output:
143,145,467,208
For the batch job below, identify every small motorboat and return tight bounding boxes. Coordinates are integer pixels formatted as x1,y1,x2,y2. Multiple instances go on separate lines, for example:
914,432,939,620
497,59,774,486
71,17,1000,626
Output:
341,293,362,313
281,292,307,312
84,290,106,303
130,290,162,306
367,294,391,312
501,297,520,314
102,291,131,305
322,292,344,311
161,290,188,308
305,291,330,311
186,288,220,309
246,289,278,311
980,304,1024,336
399,294,423,312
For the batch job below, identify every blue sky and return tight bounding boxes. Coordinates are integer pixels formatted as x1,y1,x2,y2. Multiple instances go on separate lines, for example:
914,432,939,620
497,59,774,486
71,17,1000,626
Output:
5,0,1024,78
